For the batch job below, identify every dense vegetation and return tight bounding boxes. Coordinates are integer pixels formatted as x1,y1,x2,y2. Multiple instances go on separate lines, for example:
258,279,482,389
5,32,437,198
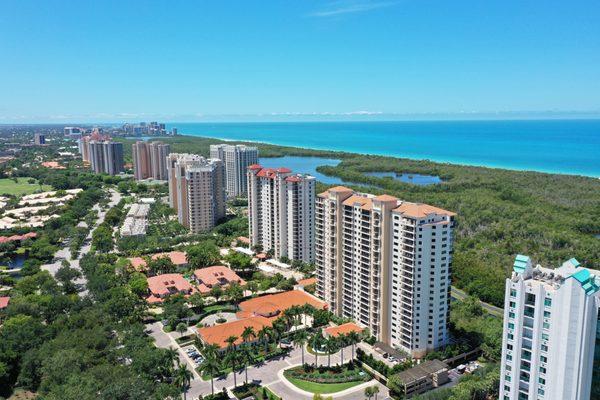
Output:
116,135,600,307
0,253,181,398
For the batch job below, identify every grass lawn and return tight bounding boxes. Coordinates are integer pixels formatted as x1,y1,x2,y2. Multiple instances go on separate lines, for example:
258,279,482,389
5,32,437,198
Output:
0,178,50,196
284,375,364,394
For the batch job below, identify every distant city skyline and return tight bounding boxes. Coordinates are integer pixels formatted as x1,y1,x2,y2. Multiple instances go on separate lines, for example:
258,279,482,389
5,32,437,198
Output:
1,0,599,123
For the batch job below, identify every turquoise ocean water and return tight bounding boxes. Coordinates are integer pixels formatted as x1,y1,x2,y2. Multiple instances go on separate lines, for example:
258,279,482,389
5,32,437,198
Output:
166,120,600,177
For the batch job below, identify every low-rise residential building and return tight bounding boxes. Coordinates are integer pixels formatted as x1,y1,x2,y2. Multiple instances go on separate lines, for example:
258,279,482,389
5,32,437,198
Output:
120,203,150,238
192,265,246,294
146,273,194,303
323,322,364,338
499,256,600,400
128,251,188,272
198,315,272,350
236,289,326,319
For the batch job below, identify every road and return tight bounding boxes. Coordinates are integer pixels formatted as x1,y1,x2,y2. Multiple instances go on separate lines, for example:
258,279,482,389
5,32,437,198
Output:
450,286,503,317
146,321,391,400
42,188,122,294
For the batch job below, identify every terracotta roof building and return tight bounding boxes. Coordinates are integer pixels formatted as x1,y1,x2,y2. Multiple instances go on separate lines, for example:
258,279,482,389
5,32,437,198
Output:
0,297,10,309
128,251,188,271
297,277,317,287
197,315,272,350
146,273,194,303
193,265,246,293
324,322,364,338
237,290,326,319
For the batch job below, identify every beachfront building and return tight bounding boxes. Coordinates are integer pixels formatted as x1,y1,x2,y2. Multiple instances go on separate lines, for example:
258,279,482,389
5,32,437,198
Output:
210,144,258,197
315,186,455,358
132,141,171,180
167,153,226,233
499,256,600,400
247,164,315,263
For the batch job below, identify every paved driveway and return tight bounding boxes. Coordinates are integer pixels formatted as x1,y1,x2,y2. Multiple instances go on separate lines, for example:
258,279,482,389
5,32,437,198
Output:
147,321,390,399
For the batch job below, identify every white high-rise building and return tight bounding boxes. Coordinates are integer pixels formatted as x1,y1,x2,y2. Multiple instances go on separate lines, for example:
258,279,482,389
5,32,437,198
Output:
247,164,315,263
166,153,226,233
315,186,455,358
499,256,600,400
210,144,258,197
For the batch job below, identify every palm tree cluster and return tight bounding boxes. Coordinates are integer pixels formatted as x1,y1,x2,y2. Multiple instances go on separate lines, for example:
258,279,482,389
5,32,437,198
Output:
295,328,363,368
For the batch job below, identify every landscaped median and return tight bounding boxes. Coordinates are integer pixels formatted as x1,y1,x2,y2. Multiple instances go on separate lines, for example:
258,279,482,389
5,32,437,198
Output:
282,363,370,394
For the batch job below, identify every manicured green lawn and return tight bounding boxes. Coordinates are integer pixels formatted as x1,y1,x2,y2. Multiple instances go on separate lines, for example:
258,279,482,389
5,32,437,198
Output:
0,177,50,196
284,375,364,394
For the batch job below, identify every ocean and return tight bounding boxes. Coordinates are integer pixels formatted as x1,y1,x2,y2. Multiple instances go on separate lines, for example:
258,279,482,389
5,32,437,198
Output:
165,120,600,177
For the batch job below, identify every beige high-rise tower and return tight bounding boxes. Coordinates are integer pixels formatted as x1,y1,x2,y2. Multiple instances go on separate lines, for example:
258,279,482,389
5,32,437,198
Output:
132,141,170,181
167,153,226,233
210,144,258,197
315,186,455,358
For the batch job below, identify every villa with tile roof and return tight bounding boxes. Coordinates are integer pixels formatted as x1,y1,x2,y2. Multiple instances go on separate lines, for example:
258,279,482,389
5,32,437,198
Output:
499,256,600,400
192,265,246,293
128,251,188,271
146,273,195,303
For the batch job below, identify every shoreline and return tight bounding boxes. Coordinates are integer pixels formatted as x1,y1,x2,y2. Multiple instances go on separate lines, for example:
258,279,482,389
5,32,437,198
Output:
175,133,600,180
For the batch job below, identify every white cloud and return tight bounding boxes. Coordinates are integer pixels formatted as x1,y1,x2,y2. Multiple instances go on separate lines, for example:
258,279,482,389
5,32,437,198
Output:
309,0,398,17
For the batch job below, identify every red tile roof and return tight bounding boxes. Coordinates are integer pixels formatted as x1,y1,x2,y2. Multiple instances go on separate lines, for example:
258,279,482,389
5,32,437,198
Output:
237,236,250,244
128,251,188,270
0,297,9,309
198,315,272,349
393,202,456,218
193,265,246,293
248,164,263,170
285,176,301,183
146,273,193,302
0,232,37,243
298,277,317,286
237,290,326,319
41,161,66,169
324,322,364,338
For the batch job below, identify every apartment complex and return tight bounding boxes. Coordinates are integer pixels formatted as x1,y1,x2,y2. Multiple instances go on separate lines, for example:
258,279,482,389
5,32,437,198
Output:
247,164,315,263
210,144,258,197
499,256,600,400
88,140,124,175
167,153,226,233
132,141,171,180
315,186,455,358
33,133,45,145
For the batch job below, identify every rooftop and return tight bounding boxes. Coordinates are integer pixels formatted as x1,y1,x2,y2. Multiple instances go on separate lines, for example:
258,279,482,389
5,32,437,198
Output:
0,296,9,309
193,265,246,293
198,315,272,349
146,273,193,301
128,251,188,270
393,202,456,218
324,322,364,338
395,359,448,384
237,290,326,319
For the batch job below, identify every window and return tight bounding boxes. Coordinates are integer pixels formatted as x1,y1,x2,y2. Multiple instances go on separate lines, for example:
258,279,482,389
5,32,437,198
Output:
510,289,517,297
544,297,552,306
540,356,547,363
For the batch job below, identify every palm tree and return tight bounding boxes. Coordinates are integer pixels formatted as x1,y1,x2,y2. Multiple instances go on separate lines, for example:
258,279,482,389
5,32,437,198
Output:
225,335,240,388
239,345,254,385
257,326,272,355
241,326,256,347
311,332,323,366
293,329,309,366
364,386,374,400
347,331,361,362
338,334,347,365
302,304,316,326
325,337,337,367
174,361,192,400
272,319,286,346
198,344,220,396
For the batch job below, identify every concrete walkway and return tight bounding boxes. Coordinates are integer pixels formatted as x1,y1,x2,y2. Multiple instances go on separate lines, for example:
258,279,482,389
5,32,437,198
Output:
451,286,503,317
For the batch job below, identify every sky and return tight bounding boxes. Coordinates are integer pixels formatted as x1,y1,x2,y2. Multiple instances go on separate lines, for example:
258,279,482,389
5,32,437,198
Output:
1,0,599,123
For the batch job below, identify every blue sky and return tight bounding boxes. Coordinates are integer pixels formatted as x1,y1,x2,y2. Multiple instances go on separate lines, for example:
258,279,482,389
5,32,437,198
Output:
1,0,599,123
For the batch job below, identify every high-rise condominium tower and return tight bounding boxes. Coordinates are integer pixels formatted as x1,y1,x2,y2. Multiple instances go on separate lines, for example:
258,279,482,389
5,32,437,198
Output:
247,164,315,263
210,144,259,197
167,153,226,233
88,140,124,175
315,186,455,358
499,256,600,400
132,141,171,180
